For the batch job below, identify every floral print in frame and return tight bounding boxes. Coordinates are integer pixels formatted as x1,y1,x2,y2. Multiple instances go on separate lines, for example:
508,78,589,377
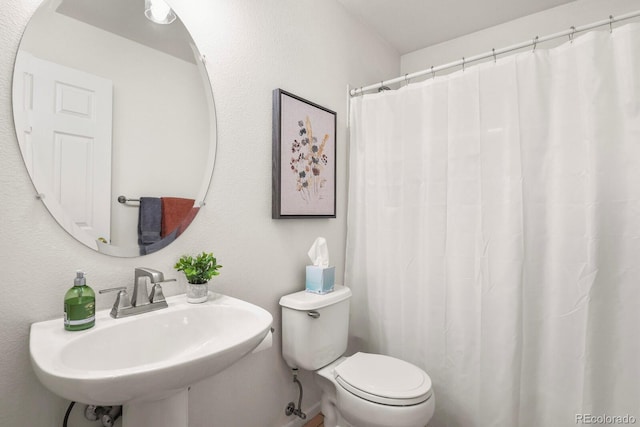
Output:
272,89,336,218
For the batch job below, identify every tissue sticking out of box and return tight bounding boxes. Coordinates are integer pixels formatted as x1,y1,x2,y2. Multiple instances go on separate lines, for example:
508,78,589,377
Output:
308,237,329,267
306,237,335,294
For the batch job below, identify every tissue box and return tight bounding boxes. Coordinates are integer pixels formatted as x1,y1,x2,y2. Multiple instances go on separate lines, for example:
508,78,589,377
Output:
305,266,335,294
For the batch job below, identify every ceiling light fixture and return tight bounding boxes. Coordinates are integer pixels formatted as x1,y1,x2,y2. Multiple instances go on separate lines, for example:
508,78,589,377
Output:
144,0,176,25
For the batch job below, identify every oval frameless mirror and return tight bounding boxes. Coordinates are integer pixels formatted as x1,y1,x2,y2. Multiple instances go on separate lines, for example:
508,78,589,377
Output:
12,0,216,257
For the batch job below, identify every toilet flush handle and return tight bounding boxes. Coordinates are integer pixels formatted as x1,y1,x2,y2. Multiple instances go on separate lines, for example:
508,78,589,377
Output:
307,311,320,319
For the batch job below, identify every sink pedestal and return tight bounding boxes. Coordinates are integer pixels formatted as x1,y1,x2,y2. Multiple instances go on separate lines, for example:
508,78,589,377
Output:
124,389,188,427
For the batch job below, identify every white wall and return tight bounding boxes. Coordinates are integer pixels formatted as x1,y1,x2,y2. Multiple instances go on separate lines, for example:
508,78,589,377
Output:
0,0,398,426
402,0,640,78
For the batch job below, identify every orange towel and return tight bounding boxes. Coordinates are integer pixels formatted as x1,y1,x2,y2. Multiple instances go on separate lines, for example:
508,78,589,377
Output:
161,197,195,238
177,207,200,237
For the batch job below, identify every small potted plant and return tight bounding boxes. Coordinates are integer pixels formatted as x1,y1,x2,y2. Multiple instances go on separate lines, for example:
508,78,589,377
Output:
174,251,222,303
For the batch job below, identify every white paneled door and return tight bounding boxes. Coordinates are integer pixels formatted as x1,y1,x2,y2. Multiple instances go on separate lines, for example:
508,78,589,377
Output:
14,52,113,247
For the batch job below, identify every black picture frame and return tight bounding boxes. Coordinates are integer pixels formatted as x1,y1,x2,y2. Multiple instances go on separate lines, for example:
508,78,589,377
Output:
272,89,337,219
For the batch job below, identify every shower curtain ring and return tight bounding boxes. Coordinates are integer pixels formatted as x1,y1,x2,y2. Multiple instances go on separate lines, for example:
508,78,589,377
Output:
492,48,497,63
569,26,576,43
405,73,410,86
532,36,539,52
431,66,435,80
378,81,391,92
462,57,465,72
609,15,614,33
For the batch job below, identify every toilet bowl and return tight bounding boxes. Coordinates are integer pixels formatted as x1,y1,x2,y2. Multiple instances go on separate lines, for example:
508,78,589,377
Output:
279,286,435,427
316,354,434,427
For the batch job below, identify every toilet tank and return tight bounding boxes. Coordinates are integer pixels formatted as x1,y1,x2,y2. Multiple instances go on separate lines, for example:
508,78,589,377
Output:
279,285,352,371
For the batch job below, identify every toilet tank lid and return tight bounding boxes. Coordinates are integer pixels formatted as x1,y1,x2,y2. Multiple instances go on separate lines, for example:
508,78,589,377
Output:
279,285,352,310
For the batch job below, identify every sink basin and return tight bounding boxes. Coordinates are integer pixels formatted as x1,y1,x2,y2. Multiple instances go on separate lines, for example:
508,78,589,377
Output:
30,292,272,425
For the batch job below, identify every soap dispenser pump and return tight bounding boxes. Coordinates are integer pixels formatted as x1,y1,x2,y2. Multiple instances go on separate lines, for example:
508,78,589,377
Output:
64,271,96,331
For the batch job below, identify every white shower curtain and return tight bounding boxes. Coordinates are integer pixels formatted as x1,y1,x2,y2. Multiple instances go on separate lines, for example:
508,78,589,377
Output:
346,24,640,427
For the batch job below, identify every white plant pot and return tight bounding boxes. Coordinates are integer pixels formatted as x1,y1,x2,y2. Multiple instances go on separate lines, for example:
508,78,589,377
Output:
186,282,209,303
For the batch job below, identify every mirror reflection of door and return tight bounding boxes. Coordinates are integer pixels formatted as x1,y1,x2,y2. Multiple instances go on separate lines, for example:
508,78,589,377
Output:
12,0,217,257
13,52,113,247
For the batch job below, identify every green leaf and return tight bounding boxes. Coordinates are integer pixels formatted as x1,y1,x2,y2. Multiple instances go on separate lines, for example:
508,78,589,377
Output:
174,251,223,284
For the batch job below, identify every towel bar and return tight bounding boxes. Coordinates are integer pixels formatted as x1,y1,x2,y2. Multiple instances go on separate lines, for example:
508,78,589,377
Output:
118,196,207,207
117,195,140,204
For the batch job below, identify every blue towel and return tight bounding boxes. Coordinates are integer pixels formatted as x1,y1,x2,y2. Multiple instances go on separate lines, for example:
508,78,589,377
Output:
140,229,178,255
138,197,162,246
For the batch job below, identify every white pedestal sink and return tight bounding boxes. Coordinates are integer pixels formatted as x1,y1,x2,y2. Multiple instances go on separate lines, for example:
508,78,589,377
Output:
30,292,273,427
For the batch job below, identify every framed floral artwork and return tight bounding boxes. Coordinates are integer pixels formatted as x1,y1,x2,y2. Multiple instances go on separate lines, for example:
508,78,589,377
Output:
272,89,337,219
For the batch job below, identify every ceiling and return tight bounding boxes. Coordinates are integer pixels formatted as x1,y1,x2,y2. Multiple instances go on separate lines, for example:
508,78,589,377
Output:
55,0,578,62
56,0,196,63
337,0,577,55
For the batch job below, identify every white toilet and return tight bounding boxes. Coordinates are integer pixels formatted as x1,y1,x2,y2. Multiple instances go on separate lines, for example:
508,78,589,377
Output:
279,285,435,427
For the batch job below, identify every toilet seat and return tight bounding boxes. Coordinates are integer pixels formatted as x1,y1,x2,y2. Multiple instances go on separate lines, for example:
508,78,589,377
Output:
334,352,432,406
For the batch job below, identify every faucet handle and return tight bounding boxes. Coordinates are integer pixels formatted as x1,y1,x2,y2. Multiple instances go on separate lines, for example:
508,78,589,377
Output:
149,283,167,304
99,286,127,293
99,287,131,318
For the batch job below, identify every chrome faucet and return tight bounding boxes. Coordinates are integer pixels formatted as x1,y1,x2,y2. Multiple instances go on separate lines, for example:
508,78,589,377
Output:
100,268,175,318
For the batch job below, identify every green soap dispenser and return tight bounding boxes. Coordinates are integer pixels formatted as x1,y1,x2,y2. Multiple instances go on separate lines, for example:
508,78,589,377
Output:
64,271,95,331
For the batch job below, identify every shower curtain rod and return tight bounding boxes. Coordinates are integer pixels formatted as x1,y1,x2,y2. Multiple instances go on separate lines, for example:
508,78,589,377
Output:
349,10,640,96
